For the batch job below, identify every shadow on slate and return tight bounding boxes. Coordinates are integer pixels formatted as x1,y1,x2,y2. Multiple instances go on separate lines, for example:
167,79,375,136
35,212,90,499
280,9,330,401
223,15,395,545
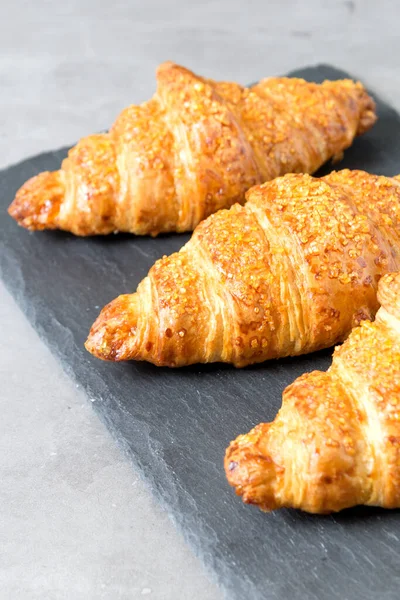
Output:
1,65,400,600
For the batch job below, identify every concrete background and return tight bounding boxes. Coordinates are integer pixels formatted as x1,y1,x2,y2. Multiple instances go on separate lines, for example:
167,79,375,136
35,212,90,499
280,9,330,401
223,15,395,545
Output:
1,0,399,598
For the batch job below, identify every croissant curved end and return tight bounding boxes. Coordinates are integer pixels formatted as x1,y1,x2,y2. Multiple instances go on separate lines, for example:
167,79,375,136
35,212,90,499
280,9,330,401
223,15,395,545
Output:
355,83,377,136
8,171,64,230
85,294,141,361
224,423,280,511
156,60,179,76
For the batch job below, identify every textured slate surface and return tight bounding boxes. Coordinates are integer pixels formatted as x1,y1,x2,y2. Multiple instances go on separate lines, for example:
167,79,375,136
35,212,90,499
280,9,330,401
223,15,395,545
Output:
1,65,400,600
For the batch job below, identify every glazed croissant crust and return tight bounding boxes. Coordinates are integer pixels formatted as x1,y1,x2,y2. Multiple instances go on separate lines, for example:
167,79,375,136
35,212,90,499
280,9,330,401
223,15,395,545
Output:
85,170,400,367
8,62,376,236
225,272,400,514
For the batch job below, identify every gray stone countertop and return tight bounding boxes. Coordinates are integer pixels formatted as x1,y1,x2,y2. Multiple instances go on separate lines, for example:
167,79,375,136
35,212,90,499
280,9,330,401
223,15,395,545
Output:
1,1,399,598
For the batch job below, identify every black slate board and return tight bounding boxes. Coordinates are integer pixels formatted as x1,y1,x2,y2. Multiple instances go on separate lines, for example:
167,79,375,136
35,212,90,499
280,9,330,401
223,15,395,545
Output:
1,65,400,600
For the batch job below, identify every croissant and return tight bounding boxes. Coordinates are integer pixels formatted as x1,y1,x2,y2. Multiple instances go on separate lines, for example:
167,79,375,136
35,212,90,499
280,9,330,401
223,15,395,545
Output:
225,272,400,514
8,62,376,236
85,170,400,367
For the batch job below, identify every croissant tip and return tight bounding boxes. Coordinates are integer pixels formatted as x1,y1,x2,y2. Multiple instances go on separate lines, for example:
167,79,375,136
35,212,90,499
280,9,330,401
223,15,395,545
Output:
8,171,63,231
8,192,40,231
356,88,377,136
156,60,179,75
85,294,141,362
224,424,280,510
84,335,114,361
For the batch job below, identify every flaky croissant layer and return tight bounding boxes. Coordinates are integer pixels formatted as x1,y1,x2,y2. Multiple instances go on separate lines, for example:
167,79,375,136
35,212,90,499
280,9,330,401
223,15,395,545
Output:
225,273,400,514
9,62,376,236
85,170,400,368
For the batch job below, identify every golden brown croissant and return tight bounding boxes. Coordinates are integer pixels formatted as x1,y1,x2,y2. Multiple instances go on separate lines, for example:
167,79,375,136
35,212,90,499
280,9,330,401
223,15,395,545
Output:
225,272,400,514
8,62,376,236
85,170,400,367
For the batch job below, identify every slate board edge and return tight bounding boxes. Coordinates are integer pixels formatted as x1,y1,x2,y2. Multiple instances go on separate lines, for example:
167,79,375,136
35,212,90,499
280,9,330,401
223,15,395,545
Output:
0,246,249,599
